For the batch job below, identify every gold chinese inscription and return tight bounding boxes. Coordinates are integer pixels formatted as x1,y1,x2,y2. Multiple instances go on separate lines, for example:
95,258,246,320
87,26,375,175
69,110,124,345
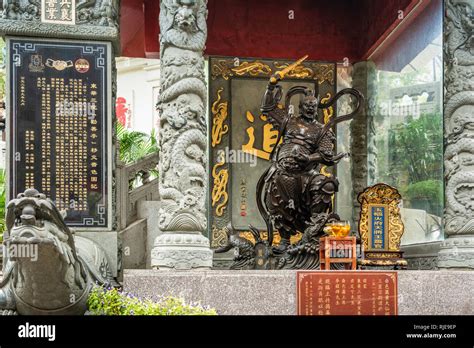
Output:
297,271,398,315
242,111,280,161
35,76,97,212
211,87,229,147
24,130,35,189
368,204,389,250
211,156,229,217
358,183,404,252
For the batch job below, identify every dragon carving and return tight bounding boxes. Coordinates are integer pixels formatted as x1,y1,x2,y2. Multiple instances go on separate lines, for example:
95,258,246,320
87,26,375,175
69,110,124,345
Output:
444,0,474,237
157,0,208,234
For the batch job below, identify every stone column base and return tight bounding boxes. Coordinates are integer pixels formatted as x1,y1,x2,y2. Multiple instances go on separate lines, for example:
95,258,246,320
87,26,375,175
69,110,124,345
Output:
438,236,474,269
151,233,213,270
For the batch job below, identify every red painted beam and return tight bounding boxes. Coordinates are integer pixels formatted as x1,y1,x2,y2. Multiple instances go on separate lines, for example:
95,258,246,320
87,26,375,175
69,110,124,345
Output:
120,0,430,63
120,0,146,57
372,0,442,71
362,0,431,61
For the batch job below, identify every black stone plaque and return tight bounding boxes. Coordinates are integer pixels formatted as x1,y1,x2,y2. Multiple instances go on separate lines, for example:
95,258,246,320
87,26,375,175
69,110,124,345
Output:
8,37,112,229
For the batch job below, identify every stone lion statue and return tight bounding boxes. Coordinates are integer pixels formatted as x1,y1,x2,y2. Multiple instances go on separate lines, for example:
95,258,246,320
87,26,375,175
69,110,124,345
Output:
0,189,116,315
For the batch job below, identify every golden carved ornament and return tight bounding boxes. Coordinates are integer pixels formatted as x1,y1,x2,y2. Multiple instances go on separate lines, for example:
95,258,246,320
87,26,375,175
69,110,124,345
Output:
313,63,335,85
211,156,229,217
320,166,332,178
211,225,228,248
239,231,302,246
231,61,272,77
211,59,233,80
274,61,313,79
211,59,272,79
211,87,229,147
46,59,74,71
358,183,404,252
358,259,408,267
364,252,403,259
321,92,334,124
319,92,334,205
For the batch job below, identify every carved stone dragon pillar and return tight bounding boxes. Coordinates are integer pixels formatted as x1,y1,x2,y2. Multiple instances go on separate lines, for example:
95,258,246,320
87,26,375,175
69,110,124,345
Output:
350,61,378,227
438,0,474,269
151,0,212,269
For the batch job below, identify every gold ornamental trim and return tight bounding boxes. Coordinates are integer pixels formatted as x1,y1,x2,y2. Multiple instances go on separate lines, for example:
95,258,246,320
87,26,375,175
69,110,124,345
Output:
319,92,334,201
358,183,404,252
211,225,228,248
239,231,302,246
211,59,233,80
46,58,74,71
211,59,272,80
211,87,229,147
274,61,313,79
211,58,335,84
231,61,272,77
321,92,334,124
313,63,335,85
358,259,408,267
364,252,404,259
211,157,229,217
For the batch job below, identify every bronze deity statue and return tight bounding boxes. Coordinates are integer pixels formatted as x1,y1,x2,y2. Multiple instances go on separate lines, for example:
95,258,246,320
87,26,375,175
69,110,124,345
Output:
217,56,363,269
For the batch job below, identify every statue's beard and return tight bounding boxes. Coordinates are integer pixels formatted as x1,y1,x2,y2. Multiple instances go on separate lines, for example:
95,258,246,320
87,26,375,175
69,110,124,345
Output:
301,112,316,122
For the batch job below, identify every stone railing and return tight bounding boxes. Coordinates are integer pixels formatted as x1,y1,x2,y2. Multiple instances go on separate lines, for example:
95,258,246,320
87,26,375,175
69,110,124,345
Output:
116,152,160,230
389,81,442,116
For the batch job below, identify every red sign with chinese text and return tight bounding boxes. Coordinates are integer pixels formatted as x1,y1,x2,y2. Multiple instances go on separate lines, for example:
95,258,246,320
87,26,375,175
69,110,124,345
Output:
297,271,398,315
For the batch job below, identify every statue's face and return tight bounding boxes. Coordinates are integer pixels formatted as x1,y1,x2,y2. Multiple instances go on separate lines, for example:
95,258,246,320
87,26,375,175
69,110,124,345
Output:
175,6,197,32
300,97,319,121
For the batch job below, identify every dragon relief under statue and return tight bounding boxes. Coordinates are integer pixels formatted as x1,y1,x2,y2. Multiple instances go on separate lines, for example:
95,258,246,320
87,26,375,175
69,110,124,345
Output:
0,189,116,315
216,56,364,270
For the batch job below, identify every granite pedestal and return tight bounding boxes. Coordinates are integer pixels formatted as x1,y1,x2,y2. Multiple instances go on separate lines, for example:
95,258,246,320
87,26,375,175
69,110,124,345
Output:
123,270,474,315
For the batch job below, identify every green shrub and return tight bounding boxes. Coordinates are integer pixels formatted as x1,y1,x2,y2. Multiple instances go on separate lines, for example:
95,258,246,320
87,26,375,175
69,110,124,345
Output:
403,180,443,203
87,286,217,316
402,179,443,216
